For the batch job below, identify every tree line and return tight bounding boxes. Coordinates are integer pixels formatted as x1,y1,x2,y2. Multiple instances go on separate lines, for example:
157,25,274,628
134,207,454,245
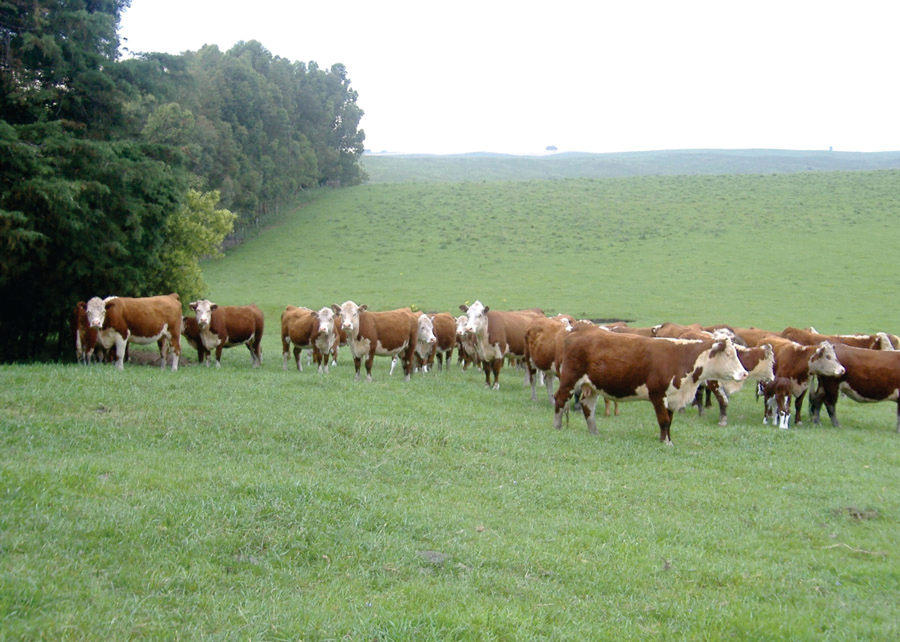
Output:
0,1,365,361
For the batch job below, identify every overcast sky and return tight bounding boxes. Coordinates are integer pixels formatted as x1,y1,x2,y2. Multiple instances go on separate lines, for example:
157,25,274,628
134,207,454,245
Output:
118,1,899,155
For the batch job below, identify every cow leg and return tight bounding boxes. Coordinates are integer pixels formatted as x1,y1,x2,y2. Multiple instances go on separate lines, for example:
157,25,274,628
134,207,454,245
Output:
712,385,729,427
808,385,824,424
778,394,791,429
389,356,398,376
579,388,599,435
294,347,303,372
691,386,705,417
481,361,492,388
114,336,127,370
491,360,502,390
793,390,807,426
652,398,674,444
604,399,620,416
353,356,362,381
545,373,555,405
365,350,375,382
157,337,168,369
215,344,224,369
282,338,291,370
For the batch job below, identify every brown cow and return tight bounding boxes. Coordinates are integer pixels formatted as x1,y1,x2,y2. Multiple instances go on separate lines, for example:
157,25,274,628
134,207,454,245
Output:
85,293,182,370
523,314,575,403
781,326,893,350
459,301,544,389
427,313,457,371
765,337,845,425
553,324,748,443
186,299,264,368
282,306,331,373
73,301,99,364
332,301,418,382
809,344,900,432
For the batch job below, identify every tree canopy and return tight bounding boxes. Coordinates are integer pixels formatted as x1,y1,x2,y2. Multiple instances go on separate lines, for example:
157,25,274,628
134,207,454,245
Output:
0,1,366,361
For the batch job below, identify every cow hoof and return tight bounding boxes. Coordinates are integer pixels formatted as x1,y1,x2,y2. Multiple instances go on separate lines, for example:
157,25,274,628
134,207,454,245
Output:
718,419,728,427
492,383,500,391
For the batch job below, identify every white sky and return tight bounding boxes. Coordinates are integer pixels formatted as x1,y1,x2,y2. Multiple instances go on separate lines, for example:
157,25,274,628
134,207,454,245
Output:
118,0,899,155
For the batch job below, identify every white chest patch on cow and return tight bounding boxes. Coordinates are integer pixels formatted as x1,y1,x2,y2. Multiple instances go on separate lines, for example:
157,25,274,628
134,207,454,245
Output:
200,328,221,351
350,336,371,358
664,374,701,411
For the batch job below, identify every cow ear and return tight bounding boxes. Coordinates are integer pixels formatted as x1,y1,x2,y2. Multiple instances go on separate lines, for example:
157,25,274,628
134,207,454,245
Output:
360,304,368,312
77,301,87,311
331,304,340,314
459,304,468,312
189,301,198,311
105,300,116,311
483,306,490,314
211,304,218,311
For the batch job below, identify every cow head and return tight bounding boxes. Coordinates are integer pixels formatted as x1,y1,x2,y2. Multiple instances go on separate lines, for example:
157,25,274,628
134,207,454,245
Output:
315,306,337,340
704,337,749,382
741,343,775,383
332,301,365,338
456,314,469,339
189,299,218,329
418,313,437,346
85,296,109,329
460,300,489,337
808,341,845,377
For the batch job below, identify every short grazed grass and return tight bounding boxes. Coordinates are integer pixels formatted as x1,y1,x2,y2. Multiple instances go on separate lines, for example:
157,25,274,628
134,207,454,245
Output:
3,168,900,639
2,360,899,640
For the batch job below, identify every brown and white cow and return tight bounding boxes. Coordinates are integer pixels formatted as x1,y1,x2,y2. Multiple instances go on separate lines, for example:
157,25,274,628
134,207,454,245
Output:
332,301,418,382
553,324,748,443
808,344,900,432
459,301,544,390
410,312,438,373
761,377,794,429
694,343,776,426
186,299,264,368
455,314,480,370
281,306,336,373
85,293,182,370
781,326,893,350
428,313,457,371
765,337,845,425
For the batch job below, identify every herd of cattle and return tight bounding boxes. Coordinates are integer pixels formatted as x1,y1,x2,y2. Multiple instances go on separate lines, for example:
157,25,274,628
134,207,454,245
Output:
73,293,900,443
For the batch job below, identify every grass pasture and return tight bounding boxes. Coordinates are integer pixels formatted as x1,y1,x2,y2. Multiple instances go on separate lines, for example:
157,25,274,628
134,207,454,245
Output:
3,168,900,639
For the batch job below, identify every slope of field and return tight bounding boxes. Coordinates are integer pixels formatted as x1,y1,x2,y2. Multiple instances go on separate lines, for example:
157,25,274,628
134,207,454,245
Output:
362,149,900,183
3,168,900,640
203,170,900,361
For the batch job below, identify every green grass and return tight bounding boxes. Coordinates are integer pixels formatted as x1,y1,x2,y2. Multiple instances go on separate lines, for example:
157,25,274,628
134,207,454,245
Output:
3,168,900,639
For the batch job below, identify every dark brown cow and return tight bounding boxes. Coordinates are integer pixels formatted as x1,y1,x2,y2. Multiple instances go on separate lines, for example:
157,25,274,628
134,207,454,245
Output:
809,344,900,432
523,314,575,403
85,293,182,370
553,324,748,443
333,301,418,382
282,306,325,372
427,312,457,371
186,299,264,368
765,337,845,425
459,300,544,389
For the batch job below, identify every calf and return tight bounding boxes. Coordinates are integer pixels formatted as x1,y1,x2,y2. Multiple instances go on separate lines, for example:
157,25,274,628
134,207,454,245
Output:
761,377,794,429
332,301,418,382
85,293,182,370
553,324,748,443
808,344,900,432
766,337,845,425
459,301,544,389
411,312,438,372
188,299,264,368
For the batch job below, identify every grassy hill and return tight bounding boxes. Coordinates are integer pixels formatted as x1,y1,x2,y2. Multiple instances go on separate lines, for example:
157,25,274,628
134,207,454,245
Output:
362,149,900,183
3,167,900,639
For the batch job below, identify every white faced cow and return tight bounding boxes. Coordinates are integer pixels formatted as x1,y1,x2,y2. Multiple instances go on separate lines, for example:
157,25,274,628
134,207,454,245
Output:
186,299,264,368
85,293,182,370
332,301,418,382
